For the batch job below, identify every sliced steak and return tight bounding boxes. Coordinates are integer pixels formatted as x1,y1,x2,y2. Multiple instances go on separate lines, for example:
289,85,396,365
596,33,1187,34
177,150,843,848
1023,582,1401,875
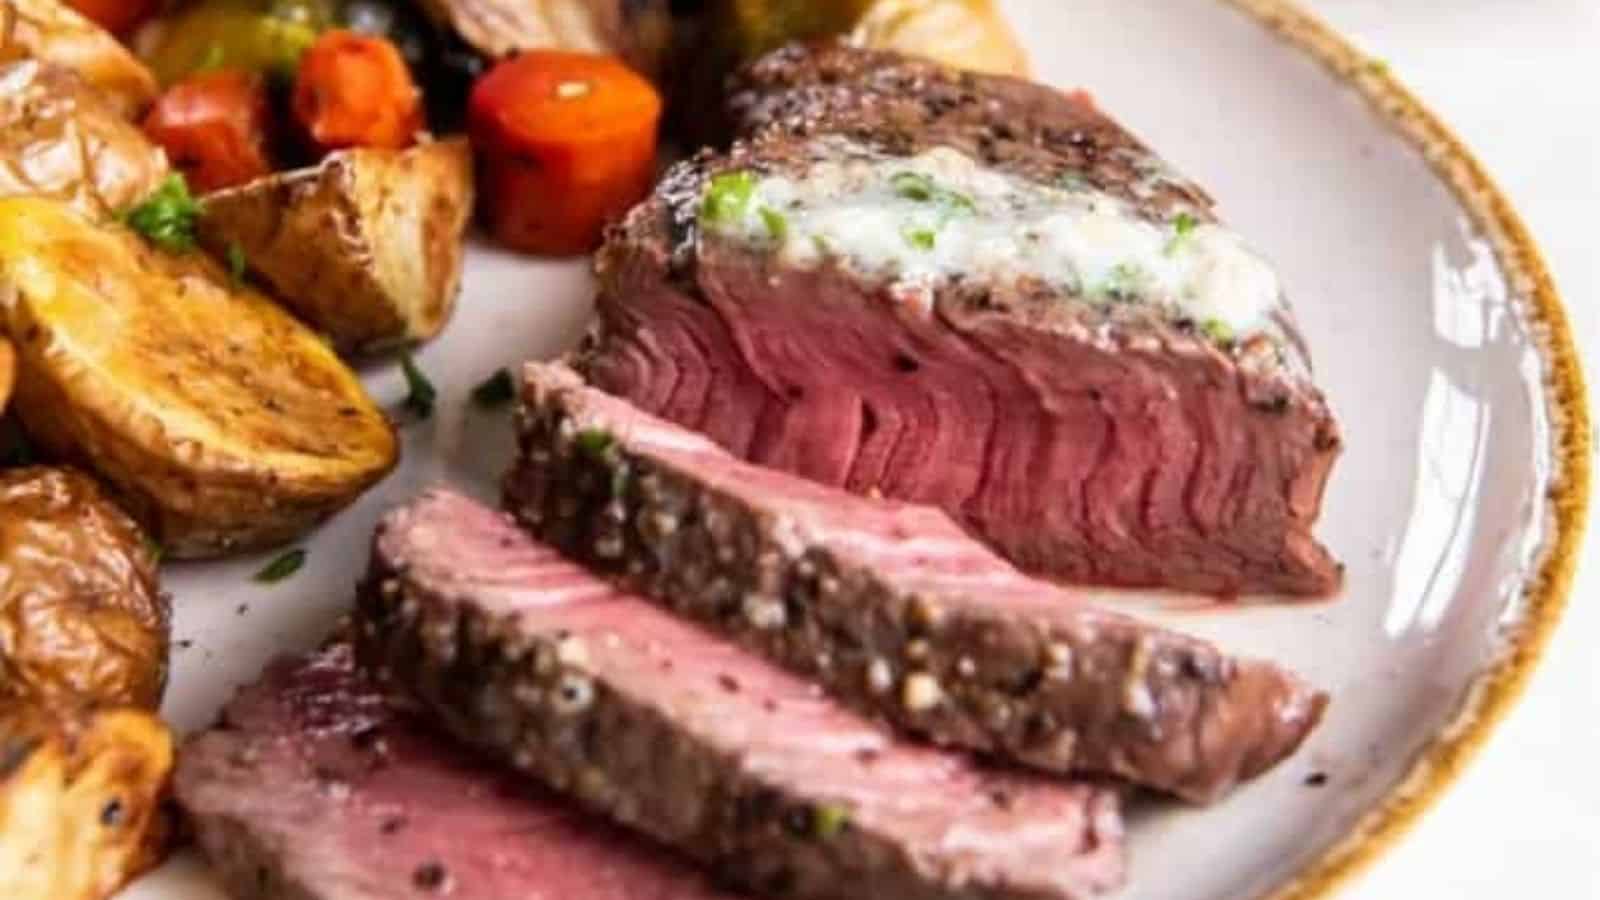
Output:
175,643,736,900
580,42,1342,597
356,490,1126,900
506,363,1326,803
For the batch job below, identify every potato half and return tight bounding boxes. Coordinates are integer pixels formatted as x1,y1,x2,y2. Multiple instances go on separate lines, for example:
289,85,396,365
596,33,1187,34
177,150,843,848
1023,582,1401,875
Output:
0,0,159,118
0,704,174,900
0,58,168,218
0,197,398,558
0,466,167,709
199,139,473,355
850,0,1029,77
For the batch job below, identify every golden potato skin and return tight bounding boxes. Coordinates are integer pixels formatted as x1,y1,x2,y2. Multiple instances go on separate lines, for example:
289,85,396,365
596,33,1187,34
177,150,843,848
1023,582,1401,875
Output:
849,0,1028,77
0,0,160,118
0,58,168,218
199,139,474,355
417,0,672,78
0,704,174,900
0,198,399,559
0,466,167,710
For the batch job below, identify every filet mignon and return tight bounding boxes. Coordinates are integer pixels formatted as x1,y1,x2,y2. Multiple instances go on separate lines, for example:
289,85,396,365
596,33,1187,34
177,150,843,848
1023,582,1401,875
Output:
579,41,1342,597
505,362,1326,803
356,490,1127,900
174,643,738,900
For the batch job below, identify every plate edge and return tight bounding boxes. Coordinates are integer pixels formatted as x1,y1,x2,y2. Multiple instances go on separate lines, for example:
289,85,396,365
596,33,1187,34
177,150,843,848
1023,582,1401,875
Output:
1216,1,1594,898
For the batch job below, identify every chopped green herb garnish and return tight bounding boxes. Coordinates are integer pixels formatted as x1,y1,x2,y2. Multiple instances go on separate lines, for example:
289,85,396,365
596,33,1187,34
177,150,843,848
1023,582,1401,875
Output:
810,233,834,255
574,428,614,457
1200,318,1235,344
891,171,975,216
812,803,851,841
891,171,935,202
1366,58,1389,76
142,533,164,565
701,171,757,226
1165,212,1198,255
254,548,306,583
902,225,937,251
225,240,248,285
121,174,202,253
470,368,516,409
758,206,788,241
1101,262,1146,300
400,354,436,419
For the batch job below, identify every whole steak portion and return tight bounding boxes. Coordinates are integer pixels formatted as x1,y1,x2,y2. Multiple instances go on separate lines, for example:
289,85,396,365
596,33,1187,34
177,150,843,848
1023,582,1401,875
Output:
174,644,739,900
506,363,1325,803
581,41,1342,597
356,490,1127,900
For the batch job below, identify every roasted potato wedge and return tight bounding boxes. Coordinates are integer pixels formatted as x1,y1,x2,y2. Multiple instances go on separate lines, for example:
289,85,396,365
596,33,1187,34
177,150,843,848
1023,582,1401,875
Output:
0,57,168,217
198,138,473,354
417,0,672,78
849,0,1028,76
0,338,12,413
0,466,167,710
0,703,174,900
0,0,159,117
0,197,398,559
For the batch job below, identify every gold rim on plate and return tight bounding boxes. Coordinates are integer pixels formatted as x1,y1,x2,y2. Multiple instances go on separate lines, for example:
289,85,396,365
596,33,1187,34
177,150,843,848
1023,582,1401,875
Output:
1214,1,1593,898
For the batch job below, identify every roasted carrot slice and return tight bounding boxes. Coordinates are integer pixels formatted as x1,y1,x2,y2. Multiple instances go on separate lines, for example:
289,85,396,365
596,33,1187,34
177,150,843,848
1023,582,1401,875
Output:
292,29,421,154
468,51,661,256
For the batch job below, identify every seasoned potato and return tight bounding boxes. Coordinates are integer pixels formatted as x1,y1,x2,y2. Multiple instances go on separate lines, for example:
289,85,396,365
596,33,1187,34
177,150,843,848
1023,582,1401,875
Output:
0,58,169,217
198,138,473,354
849,0,1028,76
0,197,398,559
0,703,174,900
0,338,12,412
417,0,672,78
0,467,167,709
0,0,159,117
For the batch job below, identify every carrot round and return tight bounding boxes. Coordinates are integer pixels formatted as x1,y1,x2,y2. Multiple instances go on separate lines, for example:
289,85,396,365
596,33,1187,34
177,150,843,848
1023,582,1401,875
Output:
469,51,661,256
292,30,421,154
142,69,275,193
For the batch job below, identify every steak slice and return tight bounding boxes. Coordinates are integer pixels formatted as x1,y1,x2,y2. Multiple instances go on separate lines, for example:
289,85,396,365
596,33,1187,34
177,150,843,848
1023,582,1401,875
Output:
506,363,1326,803
174,643,737,900
356,490,1127,900
581,42,1342,597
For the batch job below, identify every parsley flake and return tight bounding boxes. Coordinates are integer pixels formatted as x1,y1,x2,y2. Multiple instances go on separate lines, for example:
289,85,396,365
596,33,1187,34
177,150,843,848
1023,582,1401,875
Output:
254,548,306,583
470,368,516,409
400,354,436,419
225,240,248,285
121,174,202,253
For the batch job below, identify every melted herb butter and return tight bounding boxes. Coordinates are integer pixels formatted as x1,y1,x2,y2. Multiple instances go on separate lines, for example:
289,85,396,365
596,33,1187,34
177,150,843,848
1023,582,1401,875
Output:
698,144,1283,338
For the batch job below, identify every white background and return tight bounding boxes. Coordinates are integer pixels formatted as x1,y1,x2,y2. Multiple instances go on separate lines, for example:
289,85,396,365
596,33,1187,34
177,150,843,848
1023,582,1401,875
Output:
1310,2,1600,896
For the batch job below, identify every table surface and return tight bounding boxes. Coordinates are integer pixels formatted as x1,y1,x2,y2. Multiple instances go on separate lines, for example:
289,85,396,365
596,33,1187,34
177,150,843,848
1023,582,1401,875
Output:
1305,1,1600,896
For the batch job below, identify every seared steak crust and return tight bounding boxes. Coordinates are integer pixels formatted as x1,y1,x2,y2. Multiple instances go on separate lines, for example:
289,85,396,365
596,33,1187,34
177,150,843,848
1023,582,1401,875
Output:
506,363,1326,803
582,42,1342,597
356,490,1127,900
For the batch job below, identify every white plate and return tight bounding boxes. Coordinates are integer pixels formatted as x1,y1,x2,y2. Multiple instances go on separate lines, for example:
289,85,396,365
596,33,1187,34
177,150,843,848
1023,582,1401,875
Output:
126,1,1590,898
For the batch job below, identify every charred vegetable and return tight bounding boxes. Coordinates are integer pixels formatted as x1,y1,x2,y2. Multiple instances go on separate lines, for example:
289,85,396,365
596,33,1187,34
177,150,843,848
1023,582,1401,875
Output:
0,467,168,710
0,197,398,559
0,703,174,900
198,138,473,353
0,58,168,216
142,68,277,192
0,0,159,116
470,50,660,255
